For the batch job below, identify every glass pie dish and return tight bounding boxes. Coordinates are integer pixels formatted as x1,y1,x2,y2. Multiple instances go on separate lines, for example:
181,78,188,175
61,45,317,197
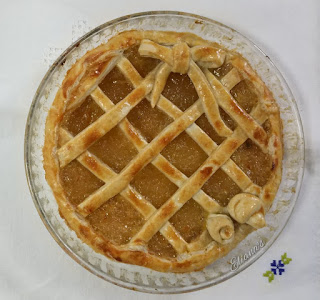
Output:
24,11,304,293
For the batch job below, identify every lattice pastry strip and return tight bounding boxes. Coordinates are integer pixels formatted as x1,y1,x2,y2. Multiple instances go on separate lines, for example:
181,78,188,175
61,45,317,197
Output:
83,83,224,252
57,64,160,168
129,103,268,246
79,47,268,214
89,84,230,251
118,57,261,190
89,87,245,256
90,80,254,253
59,128,189,254
89,87,227,252
75,45,269,240
69,45,267,240
117,56,262,194
66,70,230,251
77,99,204,216
90,85,222,214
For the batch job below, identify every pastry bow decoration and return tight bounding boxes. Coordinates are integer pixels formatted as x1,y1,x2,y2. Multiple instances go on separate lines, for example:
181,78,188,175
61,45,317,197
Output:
138,39,269,150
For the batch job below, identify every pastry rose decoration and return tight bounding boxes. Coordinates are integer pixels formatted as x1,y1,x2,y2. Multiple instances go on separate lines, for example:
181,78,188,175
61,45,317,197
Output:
227,193,266,229
206,214,234,244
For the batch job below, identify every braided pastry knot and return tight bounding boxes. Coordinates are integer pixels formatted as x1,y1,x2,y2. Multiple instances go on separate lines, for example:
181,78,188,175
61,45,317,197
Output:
227,193,266,229
207,214,234,244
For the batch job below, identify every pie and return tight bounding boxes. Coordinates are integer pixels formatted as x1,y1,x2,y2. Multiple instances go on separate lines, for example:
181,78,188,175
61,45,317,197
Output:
43,30,282,273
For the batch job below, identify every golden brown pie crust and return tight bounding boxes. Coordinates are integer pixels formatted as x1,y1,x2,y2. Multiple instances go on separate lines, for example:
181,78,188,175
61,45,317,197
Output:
43,30,282,272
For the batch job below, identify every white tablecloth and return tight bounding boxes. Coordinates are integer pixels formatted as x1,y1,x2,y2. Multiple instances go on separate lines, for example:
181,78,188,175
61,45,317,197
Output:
1,0,319,299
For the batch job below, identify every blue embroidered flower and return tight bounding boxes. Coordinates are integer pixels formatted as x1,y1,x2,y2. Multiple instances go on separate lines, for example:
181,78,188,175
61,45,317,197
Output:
270,260,285,275
263,253,291,282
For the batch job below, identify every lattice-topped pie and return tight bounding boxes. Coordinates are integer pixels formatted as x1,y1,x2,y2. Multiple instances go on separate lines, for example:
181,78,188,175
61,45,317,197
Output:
43,30,282,272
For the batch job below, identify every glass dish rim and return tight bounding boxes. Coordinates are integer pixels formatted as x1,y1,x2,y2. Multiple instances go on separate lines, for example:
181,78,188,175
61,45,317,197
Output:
24,10,305,294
